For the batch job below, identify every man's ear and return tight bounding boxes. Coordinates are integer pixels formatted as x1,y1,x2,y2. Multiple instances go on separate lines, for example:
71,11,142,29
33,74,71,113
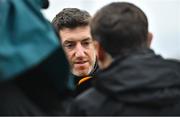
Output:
147,32,153,48
94,40,113,69
93,40,98,56
94,40,106,62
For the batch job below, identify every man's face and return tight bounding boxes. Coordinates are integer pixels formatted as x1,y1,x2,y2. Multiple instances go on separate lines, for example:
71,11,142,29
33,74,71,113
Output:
59,26,96,77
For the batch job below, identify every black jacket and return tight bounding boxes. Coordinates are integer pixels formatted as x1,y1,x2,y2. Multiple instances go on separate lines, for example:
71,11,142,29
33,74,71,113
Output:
69,49,180,116
0,49,73,116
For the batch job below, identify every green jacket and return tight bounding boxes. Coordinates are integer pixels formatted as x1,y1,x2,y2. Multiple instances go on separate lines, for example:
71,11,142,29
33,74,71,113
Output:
0,0,64,80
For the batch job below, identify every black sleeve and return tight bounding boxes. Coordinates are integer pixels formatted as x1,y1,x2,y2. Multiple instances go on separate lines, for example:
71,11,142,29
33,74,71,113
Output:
68,100,86,116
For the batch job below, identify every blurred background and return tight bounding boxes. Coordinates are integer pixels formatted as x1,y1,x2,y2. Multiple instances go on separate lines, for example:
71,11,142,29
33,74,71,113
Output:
43,0,180,60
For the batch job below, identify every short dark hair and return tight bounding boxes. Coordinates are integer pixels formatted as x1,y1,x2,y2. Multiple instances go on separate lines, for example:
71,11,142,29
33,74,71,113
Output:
91,2,149,57
52,8,91,31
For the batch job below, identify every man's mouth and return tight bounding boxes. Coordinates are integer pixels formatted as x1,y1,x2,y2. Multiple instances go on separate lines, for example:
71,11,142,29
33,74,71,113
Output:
75,61,88,64
73,61,89,71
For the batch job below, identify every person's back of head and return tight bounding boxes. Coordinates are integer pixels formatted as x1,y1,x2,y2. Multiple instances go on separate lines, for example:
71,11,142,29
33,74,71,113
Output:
91,2,149,58
52,8,91,31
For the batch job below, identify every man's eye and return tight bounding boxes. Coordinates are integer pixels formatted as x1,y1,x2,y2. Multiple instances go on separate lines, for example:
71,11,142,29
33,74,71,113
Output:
82,41,90,47
64,43,75,49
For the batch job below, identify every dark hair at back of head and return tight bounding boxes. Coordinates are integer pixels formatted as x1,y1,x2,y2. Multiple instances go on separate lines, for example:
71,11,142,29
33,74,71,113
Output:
52,8,91,31
91,2,149,58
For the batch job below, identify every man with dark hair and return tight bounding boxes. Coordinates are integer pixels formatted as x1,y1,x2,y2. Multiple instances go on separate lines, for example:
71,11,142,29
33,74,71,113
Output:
52,8,98,95
69,2,180,115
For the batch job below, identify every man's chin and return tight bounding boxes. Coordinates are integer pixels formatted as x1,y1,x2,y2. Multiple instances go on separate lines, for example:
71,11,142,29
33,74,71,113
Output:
72,65,92,77
72,70,89,77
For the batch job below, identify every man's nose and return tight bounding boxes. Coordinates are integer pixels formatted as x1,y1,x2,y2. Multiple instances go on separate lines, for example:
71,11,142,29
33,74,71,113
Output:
75,44,86,57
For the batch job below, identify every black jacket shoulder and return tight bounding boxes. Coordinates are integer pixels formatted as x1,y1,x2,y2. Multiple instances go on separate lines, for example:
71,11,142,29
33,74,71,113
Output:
69,49,180,116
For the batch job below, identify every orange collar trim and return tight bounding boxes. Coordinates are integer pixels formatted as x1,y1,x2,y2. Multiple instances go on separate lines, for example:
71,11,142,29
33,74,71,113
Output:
78,76,92,86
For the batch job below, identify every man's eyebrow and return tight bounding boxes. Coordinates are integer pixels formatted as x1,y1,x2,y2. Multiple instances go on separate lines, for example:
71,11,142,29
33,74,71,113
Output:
82,38,91,42
63,40,74,44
